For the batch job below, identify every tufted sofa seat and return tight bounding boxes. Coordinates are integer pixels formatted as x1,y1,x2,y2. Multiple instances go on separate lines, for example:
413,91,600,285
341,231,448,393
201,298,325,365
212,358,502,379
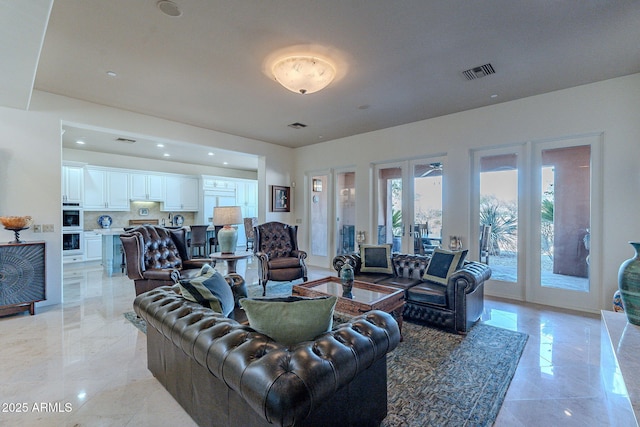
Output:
333,252,491,334
121,225,211,296
134,286,400,427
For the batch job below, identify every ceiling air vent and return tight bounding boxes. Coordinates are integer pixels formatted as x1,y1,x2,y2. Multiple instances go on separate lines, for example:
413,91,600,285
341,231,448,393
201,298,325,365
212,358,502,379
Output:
462,63,495,81
288,122,307,129
115,137,136,143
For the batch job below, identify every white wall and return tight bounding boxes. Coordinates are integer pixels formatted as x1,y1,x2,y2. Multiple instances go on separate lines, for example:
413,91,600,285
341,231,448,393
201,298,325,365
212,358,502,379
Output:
293,73,640,310
0,90,295,307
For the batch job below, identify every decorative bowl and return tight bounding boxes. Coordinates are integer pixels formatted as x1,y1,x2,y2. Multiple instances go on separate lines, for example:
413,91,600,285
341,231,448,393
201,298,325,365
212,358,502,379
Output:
0,216,32,229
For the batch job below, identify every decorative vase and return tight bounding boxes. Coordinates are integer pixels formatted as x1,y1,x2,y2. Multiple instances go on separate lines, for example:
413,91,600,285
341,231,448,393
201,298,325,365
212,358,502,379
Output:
617,241,640,325
340,262,354,298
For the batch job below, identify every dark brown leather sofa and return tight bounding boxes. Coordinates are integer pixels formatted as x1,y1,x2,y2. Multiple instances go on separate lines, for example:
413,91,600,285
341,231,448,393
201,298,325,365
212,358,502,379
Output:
134,286,400,427
120,225,211,296
333,253,491,334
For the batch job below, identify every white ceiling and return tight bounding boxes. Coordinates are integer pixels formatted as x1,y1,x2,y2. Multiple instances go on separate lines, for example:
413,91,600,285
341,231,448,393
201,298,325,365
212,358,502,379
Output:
4,0,640,168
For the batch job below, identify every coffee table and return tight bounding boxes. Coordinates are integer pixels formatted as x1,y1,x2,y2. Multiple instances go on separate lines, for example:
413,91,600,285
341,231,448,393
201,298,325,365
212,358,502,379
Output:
292,276,405,336
209,251,253,274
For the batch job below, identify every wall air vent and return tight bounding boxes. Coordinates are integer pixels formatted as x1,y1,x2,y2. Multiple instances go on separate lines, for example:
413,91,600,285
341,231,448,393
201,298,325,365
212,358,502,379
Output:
288,122,307,129
115,137,137,143
462,63,495,81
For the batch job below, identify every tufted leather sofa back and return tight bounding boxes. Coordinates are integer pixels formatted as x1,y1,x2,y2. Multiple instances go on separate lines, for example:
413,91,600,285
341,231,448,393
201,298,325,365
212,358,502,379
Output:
254,221,299,259
393,254,431,279
129,225,188,270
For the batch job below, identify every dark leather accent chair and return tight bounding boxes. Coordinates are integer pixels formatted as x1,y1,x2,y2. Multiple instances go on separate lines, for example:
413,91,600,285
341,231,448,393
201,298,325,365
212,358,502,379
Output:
253,221,308,296
120,225,210,296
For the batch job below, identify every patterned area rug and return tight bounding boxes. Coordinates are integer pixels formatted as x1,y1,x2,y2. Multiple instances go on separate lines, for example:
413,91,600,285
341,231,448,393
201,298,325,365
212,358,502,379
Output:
125,308,527,426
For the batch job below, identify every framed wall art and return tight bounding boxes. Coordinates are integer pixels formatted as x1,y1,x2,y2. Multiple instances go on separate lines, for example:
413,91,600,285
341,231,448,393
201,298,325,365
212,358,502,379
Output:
271,185,290,212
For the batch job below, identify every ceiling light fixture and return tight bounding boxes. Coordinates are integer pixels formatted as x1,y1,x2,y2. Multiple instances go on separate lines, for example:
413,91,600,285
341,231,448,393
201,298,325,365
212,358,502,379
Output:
156,143,164,148
271,55,336,95
76,140,85,145
106,71,117,77
157,0,182,17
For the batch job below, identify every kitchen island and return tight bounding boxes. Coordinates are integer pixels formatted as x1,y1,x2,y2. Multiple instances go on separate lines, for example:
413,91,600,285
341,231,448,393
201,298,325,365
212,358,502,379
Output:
91,228,125,276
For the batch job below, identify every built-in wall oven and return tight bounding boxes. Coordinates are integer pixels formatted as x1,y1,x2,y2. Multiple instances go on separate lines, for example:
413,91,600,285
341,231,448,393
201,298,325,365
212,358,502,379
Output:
62,203,83,230
62,230,84,255
62,202,84,257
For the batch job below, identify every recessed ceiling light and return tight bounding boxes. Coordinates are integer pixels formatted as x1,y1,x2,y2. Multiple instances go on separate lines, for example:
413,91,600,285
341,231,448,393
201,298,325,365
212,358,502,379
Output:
223,161,228,165
157,0,182,17
106,71,117,77
490,94,498,99
208,152,214,156
163,153,170,157
76,140,85,145
156,143,164,148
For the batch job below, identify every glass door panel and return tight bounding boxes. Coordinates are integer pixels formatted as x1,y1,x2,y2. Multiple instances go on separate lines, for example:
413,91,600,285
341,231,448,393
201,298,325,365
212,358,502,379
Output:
539,145,590,292
412,161,443,254
335,171,356,255
376,166,403,251
310,174,329,258
479,153,519,283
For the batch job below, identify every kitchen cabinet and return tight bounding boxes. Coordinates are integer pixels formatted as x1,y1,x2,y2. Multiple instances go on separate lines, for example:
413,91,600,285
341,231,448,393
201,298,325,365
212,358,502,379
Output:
62,165,84,205
130,173,164,201
0,241,46,316
84,167,129,211
84,232,102,262
164,175,199,211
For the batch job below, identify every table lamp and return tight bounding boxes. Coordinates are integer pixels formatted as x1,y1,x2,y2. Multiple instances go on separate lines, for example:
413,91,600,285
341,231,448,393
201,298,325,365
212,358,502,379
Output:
214,206,243,254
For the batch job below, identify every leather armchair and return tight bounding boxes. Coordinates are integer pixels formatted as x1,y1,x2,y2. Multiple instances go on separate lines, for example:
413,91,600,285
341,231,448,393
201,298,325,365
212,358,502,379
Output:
120,225,210,296
253,221,308,296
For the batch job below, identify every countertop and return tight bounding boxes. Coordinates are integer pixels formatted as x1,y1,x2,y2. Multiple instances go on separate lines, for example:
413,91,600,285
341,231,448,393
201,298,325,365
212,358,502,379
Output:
88,226,214,235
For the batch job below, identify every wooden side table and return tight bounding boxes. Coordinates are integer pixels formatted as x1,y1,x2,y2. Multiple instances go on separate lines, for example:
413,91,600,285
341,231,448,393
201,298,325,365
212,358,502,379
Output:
0,241,46,316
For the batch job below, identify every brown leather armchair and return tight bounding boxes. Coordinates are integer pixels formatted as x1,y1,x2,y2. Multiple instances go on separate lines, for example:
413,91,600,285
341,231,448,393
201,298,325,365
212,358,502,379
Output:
120,225,210,296
253,221,308,296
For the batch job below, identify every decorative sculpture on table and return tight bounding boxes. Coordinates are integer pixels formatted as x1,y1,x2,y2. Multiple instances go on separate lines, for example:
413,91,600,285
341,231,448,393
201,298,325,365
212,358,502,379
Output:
0,216,32,244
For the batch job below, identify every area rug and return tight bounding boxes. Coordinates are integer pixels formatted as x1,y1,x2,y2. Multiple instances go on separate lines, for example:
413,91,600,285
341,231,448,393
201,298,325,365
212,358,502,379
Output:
124,310,527,426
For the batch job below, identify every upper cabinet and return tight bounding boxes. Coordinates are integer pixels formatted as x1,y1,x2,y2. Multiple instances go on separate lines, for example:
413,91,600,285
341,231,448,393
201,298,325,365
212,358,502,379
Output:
84,167,130,211
62,165,84,205
164,175,199,211
130,173,164,201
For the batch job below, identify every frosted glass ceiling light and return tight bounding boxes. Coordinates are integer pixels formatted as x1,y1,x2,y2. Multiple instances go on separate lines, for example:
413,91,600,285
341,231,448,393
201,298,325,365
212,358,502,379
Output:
271,56,336,95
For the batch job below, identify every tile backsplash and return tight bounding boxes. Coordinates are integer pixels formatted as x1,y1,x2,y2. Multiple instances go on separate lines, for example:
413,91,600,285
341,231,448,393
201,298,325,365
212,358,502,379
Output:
84,201,196,230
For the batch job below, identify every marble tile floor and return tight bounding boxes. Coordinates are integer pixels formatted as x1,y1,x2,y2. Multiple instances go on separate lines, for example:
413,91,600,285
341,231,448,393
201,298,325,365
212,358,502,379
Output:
0,259,616,426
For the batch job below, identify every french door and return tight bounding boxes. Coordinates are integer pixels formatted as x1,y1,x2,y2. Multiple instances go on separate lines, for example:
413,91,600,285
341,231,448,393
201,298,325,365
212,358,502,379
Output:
529,135,601,311
335,169,356,255
472,145,525,300
307,170,332,267
473,134,601,311
374,157,444,254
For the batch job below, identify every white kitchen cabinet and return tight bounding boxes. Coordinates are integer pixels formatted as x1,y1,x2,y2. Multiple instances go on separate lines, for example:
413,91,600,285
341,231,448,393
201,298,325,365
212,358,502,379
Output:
62,165,84,205
84,167,130,211
164,175,199,211
84,232,102,262
130,173,164,201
